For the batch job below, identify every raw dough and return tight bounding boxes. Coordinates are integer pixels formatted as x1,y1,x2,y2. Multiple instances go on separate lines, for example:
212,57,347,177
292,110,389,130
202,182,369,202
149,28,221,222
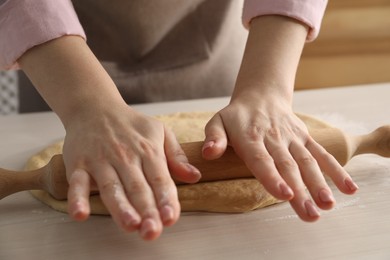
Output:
26,112,287,214
29,176,277,214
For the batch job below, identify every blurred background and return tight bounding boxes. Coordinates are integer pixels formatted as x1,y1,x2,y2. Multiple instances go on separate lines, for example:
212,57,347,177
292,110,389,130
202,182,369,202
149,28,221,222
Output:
296,0,390,90
1,0,389,115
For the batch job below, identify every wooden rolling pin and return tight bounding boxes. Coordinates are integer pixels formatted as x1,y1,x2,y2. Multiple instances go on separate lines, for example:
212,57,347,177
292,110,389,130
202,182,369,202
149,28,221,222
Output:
1,125,389,201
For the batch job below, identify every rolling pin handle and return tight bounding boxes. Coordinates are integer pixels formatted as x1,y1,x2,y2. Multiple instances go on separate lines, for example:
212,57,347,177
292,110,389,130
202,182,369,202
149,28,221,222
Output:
353,125,390,158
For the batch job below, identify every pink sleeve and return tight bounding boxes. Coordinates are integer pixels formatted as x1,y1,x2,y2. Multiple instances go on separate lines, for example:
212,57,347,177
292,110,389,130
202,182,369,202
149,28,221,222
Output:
242,0,328,41
0,0,86,70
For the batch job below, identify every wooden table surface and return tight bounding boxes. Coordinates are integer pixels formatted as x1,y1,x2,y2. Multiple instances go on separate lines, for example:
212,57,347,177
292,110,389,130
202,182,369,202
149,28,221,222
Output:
1,83,389,260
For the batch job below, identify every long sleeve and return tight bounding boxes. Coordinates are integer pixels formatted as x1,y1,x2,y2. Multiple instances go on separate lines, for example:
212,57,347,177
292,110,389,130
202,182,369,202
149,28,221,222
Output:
242,0,328,41
0,0,86,70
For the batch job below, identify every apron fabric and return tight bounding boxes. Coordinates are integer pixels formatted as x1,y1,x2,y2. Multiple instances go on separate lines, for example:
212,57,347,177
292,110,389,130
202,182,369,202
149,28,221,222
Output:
19,0,247,111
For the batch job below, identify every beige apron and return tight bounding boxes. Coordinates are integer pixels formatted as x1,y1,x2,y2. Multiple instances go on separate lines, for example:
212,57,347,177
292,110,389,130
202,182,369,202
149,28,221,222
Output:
19,0,247,111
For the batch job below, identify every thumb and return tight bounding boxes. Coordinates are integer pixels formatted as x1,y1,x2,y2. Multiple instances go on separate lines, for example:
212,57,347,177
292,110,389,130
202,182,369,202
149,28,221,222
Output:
164,126,201,184
203,113,228,160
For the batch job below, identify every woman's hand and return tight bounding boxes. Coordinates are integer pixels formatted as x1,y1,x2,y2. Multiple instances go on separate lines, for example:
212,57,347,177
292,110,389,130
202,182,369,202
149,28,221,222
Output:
63,104,201,239
202,95,358,221
63,105,202,239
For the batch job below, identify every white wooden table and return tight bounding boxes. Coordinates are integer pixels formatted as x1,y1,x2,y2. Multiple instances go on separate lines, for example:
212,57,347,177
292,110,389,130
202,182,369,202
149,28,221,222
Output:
1,83,389,259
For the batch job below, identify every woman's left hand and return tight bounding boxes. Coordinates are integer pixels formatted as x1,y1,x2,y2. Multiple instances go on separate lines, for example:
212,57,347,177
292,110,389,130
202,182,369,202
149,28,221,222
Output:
202,94,358,221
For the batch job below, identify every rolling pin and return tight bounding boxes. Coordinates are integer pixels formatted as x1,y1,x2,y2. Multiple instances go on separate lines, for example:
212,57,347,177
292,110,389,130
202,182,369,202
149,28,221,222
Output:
1,125,389,201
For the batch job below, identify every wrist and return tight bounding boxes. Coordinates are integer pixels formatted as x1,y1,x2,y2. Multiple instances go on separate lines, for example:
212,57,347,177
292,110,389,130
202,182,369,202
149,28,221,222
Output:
230,84,293,109
232,15,308,105
62,99,131,133
19,36,127,127
232,77,294,104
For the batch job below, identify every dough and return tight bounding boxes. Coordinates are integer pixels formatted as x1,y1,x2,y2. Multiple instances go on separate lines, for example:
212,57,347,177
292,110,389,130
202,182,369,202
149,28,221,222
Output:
26,112,285,214
29,176,277,214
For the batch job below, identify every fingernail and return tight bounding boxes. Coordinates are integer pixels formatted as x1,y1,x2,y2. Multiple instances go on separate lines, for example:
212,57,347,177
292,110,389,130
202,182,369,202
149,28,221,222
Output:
140,218,157,239
344,178,359,192
202,141,215,152
279,183,294,198
304,200,320,218
160,205,174,224
318,189,335,204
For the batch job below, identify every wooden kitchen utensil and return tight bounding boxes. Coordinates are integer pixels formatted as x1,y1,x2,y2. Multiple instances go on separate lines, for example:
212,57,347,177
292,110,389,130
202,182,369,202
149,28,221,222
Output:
1,123,389,201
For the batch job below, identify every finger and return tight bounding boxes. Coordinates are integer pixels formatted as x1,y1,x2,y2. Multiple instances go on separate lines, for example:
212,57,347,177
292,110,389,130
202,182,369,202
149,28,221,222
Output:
289,140,335,211
93,163,142,234
140,144,181,227
67,168,91,221
267,145,302,199
306,139,359,194
289,193,321,222
202,114,228,160
235,140,294,201
115,161,163,241
265,142,319,221
164,127,201,184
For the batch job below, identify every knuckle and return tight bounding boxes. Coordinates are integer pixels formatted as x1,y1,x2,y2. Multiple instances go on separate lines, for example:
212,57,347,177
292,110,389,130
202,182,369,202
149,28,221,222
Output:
296,155,316,166
244,124,284,142
245,124,265,141
306,140,334,160
139,139,160,157
316,148,332,161
126,181,146,194
252,152,272,162
113,143,131,161
100,180,121,193
292,125,308,138
267,127,282,139
275,158,296,171
149,173,169,187
93,142,130,164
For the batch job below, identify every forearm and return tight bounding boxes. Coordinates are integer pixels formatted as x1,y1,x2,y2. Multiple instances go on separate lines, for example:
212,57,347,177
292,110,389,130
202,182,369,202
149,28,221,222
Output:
233,15,308,103
18,36,126,127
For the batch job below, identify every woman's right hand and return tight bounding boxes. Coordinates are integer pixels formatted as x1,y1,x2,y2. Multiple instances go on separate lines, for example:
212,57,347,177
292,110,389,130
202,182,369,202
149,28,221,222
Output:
63,103,201,240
